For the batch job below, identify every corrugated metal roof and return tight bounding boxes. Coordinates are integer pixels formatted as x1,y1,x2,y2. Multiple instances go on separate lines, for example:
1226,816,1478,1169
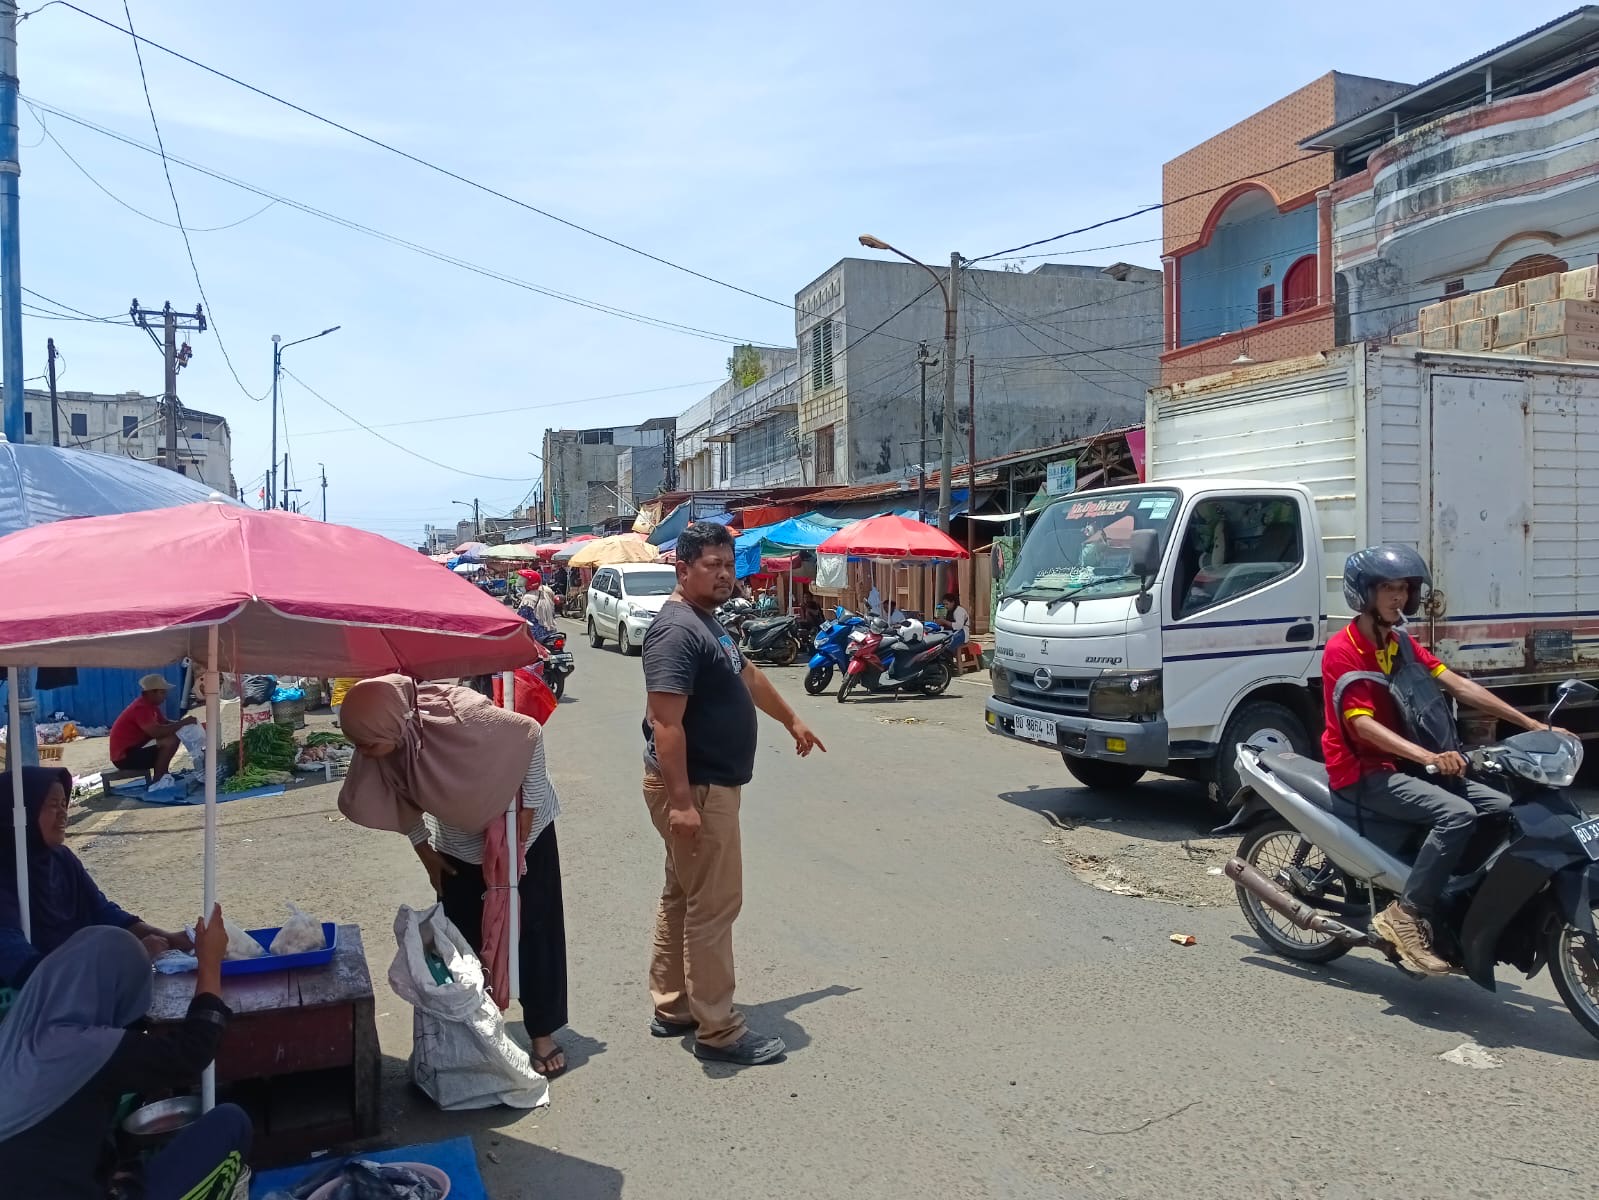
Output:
1302,7,1599,151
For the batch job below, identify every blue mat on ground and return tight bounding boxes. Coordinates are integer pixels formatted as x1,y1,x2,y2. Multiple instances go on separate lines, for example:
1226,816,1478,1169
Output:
250,1136,485,1199
134,784,285,806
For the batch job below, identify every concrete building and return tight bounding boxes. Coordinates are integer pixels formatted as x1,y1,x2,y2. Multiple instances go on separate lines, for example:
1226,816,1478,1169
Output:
541,419,672,533
793,258,1161,487
1160,72,1410,384
673,347,803,492
1305,9,1599,342
14,386,237,495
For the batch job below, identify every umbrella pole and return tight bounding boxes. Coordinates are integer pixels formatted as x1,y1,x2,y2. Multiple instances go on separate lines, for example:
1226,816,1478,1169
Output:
501,669,520,1004
8,669,28,940
201,625,220,1113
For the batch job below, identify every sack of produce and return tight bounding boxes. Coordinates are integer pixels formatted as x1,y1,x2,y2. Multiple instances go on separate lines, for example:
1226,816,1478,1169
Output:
222,918,265,960
241,675,277,706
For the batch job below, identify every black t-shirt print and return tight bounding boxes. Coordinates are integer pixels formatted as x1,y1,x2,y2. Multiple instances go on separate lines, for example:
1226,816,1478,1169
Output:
641,599,759,787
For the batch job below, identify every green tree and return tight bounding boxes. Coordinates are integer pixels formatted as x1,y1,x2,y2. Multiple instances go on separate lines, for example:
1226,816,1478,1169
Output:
727,344,766,389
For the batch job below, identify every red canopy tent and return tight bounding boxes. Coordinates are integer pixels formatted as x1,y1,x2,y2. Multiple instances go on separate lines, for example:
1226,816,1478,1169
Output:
0,501,545,1105
817,515,970,560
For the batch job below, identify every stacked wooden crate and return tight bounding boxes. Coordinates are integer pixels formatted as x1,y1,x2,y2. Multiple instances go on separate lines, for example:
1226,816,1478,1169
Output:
1395,266,1599,360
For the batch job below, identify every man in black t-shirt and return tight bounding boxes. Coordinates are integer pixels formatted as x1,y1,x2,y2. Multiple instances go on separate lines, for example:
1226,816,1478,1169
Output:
641,521,825,1067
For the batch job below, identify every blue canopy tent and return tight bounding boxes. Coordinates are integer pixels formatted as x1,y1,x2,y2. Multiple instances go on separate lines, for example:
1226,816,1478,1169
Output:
648,505,735,548
734,514,853,578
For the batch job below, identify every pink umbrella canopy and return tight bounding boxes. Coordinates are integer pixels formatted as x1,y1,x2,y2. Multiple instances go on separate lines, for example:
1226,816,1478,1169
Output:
817,514,971,560
0,501,542,677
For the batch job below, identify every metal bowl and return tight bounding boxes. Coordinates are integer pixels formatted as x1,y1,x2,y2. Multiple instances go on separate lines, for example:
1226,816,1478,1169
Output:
121,1094,202,1148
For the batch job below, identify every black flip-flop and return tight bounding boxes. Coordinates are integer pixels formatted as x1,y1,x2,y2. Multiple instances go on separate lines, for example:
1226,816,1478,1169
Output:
534,1049,566,1077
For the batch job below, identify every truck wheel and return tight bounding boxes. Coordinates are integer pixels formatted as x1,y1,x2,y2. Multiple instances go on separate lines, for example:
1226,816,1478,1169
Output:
1214,701,1311,809
1061,754,1145,791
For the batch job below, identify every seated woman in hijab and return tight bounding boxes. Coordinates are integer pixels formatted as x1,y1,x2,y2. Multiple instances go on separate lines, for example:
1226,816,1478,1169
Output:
0,913,252,1200
337,675,569,1077
0,767,193,989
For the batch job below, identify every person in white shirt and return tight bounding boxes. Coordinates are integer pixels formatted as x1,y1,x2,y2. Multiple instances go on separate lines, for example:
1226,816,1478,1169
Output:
865,585,883,618
941,591,971,634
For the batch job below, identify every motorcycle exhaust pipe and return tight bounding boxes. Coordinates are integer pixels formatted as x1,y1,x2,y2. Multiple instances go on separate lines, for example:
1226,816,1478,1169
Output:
1225,857,1373,945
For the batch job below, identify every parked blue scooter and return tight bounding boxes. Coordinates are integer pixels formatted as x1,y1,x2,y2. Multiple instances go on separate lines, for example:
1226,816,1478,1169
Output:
804,607,866,695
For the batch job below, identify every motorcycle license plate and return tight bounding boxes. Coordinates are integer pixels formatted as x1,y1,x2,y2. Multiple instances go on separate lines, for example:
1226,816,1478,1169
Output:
1013,715,1058,744
1574,816,1599,861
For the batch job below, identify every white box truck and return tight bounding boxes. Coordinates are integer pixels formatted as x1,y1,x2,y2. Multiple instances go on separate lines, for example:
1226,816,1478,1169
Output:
984,343,1599,802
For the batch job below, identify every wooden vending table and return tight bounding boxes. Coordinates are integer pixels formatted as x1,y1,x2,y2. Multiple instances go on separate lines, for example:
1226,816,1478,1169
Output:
148,923,381,1159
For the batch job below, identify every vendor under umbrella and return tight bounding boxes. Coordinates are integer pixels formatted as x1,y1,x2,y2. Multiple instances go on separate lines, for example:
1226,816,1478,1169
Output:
0,767,194,988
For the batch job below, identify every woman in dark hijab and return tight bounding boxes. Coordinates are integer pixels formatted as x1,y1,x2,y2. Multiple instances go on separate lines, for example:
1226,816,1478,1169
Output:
0,916,252,1199
0,766,192,988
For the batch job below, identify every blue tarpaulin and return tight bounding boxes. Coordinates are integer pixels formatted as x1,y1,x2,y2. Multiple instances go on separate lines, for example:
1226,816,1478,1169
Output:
0,664,184,729
648,506,735,547
734,514,852,577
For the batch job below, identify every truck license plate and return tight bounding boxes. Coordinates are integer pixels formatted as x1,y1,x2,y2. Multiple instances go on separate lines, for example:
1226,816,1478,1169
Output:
1574,816,1599,862
1014,715,1058,744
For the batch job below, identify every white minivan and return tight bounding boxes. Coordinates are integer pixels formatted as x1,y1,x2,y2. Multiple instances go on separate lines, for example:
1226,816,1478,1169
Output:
585,563,679,655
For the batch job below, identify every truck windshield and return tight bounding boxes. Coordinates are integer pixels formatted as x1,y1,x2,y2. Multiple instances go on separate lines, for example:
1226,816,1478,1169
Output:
1004,490,1180,602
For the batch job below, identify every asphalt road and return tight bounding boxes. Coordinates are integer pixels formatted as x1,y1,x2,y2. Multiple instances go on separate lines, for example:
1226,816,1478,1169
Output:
80,623,1597,1200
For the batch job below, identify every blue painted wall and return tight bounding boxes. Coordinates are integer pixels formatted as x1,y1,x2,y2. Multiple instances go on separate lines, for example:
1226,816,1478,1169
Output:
1179,204,1316,346
0,664,185,729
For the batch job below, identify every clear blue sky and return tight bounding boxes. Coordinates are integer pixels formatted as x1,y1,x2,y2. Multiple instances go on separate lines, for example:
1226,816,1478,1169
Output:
15,1,1573,542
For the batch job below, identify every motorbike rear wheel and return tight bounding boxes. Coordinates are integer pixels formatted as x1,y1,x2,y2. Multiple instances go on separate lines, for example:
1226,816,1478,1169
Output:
1235,819,1353,964
837,676,856,704
549,673,565,702
804,665,833,695
918,659,953,696
1547,904,1599,1044
769,635,801,668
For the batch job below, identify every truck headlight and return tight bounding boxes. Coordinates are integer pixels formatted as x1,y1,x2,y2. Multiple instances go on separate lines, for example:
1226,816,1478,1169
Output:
1088,670,1162,719
990,664,1013,700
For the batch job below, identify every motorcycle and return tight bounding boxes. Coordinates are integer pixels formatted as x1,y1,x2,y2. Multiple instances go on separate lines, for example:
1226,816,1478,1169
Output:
1220,677,1599,1043
739,613,804,667
804,606,866,695
837,618,962,703
715,596,756,639
532,626,574,702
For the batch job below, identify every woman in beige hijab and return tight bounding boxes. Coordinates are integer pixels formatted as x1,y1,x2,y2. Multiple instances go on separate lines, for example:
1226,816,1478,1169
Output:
338,675,568,1076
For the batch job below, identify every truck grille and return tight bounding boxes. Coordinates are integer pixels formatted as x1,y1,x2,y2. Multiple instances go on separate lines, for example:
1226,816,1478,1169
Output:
1005,668,1093,716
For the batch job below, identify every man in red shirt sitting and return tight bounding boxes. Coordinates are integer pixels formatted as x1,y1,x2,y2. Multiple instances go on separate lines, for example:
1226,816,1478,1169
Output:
109,674,196,790
1322,545,1546,975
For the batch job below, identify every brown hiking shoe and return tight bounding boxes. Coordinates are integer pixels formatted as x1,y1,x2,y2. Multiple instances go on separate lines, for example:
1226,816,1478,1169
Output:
1374,901,1452,975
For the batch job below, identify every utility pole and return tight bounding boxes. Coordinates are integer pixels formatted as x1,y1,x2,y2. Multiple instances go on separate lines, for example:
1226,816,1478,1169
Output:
938,249,960,537
473,498,481,538
0,0,23,449
269,325,340,509
916,342,935,523
46,337,58,447
318,462,328,521
967,355,977,570
278,455,290,511
130,300,204,473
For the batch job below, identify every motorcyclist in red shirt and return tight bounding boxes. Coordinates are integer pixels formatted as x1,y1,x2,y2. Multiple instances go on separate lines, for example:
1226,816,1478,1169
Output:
1321,545,1548,974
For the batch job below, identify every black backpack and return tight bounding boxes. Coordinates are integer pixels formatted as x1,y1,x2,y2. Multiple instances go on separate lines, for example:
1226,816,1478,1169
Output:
1332,629,1460,756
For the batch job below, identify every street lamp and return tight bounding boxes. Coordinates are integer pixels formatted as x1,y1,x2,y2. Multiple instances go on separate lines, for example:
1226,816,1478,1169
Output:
270,326,341,510
453,498,481,538
858,236,960,535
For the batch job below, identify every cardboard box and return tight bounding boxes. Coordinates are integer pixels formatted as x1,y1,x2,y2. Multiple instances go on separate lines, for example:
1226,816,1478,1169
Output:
1422,325,1457,350
1521,273,1562,305
1393,330,1424,347
1531,333,1599,360
1559,265,1599,301
1449,293,1484,323
1455,317,1493,351
1528,299,1599,338
1419,301,1453,332
1493,307,1531,348
1481,283,1523,317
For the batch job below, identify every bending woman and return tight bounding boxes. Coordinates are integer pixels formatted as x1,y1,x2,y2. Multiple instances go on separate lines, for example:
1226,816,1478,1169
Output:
0,912,251,1200
0,766,193,988
338,675,569,1076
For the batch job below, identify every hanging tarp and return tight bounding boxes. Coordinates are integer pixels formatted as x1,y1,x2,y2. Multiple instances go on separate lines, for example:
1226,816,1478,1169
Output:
648,506,735,547
632,500,664,536
815,553,848,591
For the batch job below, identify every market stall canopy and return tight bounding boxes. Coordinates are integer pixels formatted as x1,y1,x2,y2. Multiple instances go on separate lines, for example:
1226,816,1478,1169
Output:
540,534,596,561
648,506,735,548
817,514,971,561
0,501,543,677
453,562,487,575
0,438,240,537
734,513,849,577
566,533,660,568
481,543,540,562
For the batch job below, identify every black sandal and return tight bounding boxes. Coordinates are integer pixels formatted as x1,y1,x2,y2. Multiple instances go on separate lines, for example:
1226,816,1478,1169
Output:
533,1048,566,1077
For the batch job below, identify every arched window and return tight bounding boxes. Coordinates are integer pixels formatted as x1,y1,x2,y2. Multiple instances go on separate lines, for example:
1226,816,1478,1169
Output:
1282,255,1318,315
1497,253,1567,288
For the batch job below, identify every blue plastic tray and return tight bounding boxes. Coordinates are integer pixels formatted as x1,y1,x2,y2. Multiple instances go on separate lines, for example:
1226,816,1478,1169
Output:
220,922,338,976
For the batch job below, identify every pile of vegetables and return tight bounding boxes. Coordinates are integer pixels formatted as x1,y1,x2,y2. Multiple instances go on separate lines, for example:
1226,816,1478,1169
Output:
217,723,306,792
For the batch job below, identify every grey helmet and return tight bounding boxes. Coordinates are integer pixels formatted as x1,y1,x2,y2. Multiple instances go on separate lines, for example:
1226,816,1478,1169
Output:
1343,544,1431,616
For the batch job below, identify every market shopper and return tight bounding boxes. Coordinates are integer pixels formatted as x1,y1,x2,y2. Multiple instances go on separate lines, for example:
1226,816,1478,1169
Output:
108,674,194,790
0,916,252,1200
641,521,826,1067
0,766,193,988
338,676,569,1076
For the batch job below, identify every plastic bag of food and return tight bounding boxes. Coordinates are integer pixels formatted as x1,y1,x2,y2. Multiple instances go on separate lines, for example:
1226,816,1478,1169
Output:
269,903,326,956
223,918,265,960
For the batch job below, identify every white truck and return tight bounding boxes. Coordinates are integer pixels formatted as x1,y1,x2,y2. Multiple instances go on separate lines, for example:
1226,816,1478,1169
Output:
985,343,1599,802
